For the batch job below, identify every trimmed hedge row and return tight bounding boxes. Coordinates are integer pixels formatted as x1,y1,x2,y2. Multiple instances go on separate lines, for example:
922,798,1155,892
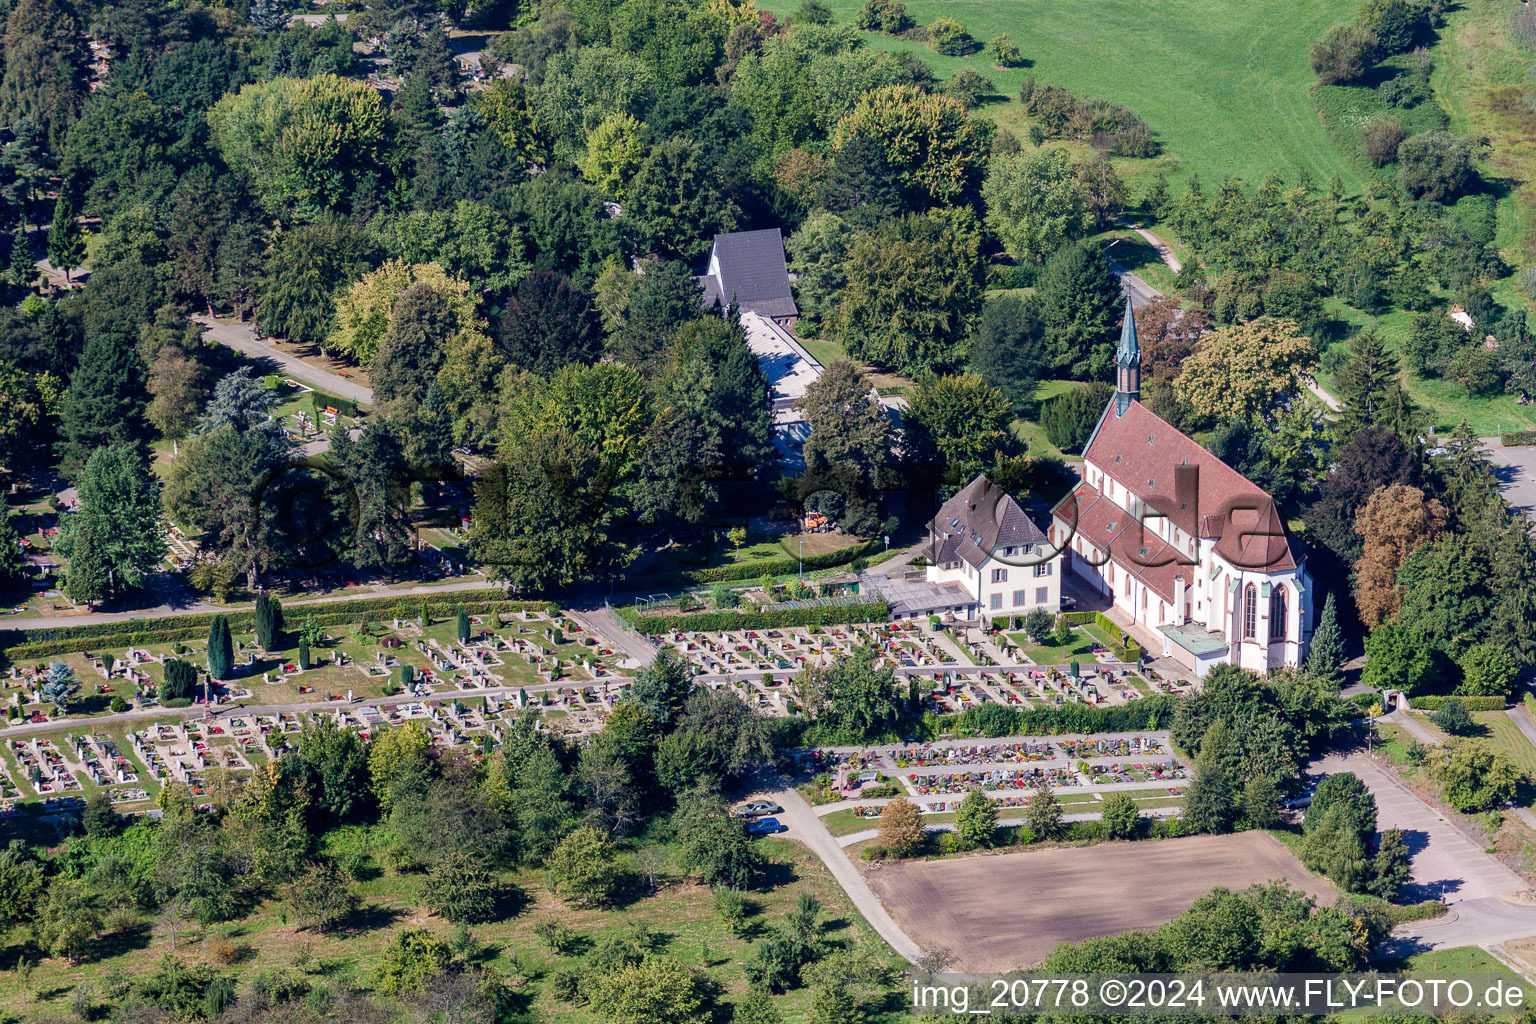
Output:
635,601,890,634
2,591,543,661
1502,430,1536,447
642,538,880,586
952,696,1177,736
1407,694,1507,711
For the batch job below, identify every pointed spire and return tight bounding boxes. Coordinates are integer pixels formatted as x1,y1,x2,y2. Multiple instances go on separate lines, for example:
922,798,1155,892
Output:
1116,296,1139,367
1114,297,1140,418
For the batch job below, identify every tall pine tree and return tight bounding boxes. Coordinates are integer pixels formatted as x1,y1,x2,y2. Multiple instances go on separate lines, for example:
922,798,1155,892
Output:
1333,328,1419,443
58,331,149,476
47,193,84,283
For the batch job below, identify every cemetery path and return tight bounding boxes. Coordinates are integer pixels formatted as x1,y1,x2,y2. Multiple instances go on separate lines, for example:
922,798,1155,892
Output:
770,779,927,964
195,315,374,406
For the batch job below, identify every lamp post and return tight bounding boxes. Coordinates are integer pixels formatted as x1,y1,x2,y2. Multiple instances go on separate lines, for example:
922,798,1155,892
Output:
799,538,804,579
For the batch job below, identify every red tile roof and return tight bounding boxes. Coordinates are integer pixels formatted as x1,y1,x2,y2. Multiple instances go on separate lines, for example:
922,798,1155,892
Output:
1052,481,1193,603
1078,400,1296,573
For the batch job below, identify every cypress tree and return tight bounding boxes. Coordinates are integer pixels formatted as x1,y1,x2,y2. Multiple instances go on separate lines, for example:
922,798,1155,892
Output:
1306,593,1346,690
270,596,284,639
400,664,414,689
8,223,33,287
420,597,430,626
456,605,470,643
254,594,272,650
207,614,233,680
298,637,310,671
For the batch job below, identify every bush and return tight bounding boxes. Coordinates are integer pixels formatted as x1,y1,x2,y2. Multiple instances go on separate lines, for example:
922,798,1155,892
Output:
988,33,1022,67
1310,24,1378,85
927,16,975,55
944,68,993,109
1503,430,1536,447
854,0,911,33
1398,131,1477,202
1430,698,1475,735
1361,116,1405,166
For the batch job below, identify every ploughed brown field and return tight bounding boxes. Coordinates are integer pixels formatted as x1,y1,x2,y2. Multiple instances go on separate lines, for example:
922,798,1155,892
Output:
865,831,1337,971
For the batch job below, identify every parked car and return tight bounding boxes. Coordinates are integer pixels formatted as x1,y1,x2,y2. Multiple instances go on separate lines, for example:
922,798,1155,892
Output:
746,816,787,836
732,800,783,819
1283,790,1315,810
1060,596,1078,610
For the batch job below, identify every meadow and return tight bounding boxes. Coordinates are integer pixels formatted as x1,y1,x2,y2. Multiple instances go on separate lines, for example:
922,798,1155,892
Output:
761,0,1365,189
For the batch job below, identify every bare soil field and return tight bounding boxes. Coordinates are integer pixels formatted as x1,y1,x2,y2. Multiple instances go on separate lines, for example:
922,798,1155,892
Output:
865,831,1337,971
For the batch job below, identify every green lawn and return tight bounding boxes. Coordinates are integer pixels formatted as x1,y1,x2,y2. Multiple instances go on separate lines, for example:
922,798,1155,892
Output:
760,0,1365,190
1315,301,1536,435
1013,379,1082,463
1409,707,1536,805
0,833,907,1022
1007,628,1095,664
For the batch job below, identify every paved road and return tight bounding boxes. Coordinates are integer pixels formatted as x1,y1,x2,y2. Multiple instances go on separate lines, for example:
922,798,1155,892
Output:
1109,259,1160,309
1488,439,1536,518
768,779,925,964
195,315,374,406
1313,751,1528,906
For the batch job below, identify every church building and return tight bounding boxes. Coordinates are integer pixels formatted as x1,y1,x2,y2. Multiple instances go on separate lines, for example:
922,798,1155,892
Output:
1049,301,1313,676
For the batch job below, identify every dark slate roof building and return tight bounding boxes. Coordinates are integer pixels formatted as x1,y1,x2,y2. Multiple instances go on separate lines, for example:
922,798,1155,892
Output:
698,228,798,322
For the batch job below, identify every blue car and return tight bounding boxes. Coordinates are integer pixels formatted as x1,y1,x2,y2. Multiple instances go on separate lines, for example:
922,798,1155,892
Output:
746,816,787,836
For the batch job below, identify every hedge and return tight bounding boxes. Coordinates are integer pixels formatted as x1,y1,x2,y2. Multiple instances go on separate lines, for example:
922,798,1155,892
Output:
1525,692,1536,718
1502,430,1536,447
1,591,544,660
1058,610,1143,662
951,697,1177,737
635,601,890,634
1407,694,1507,711
637,538,879,586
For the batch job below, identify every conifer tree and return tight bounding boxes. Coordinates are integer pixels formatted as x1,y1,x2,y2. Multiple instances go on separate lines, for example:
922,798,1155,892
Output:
1306,592,1346,690
456,605,470,644
207,614,233,680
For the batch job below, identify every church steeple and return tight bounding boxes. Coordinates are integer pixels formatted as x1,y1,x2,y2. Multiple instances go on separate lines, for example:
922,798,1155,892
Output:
1114,296,1140,417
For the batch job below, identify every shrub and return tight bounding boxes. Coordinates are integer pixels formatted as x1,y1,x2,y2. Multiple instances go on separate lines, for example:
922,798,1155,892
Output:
1430,698,1474,735
1503,430,1536,447
1398,130,1477,202
944,68,993,109
1310,24,1379,85
988,33,1022,66
1361,116,1405,166
854,0,911,33
927,17,975,55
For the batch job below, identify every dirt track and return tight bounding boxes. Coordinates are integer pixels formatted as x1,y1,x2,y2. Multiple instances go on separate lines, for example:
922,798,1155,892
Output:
865,831,1337,971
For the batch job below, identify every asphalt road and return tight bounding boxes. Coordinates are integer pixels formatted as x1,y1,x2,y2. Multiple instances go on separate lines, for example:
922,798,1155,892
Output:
1488,439,1536,518
195,315,374,406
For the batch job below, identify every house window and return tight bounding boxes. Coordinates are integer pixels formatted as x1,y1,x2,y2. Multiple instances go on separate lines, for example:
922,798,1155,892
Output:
1013,590,1025,607
1036,587,1049,604
991,568,1008,583
1270,586,1287,640
990,593,1002,610
1034,562,1052,577
1243,584,1258,640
